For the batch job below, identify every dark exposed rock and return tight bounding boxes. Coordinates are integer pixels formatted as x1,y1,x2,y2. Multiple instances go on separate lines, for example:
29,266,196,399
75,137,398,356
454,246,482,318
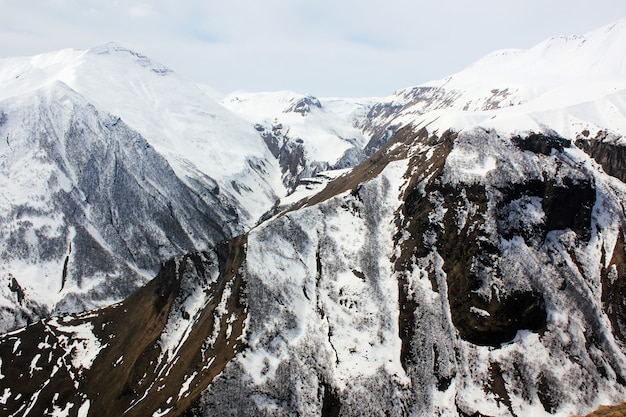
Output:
396,131,564,348
260,125,328,191
542,177,595,239
513,132,571,155
285,95,322,115
455,289,547,347
433,183,547,347
537,371,562,414
496,176,596,242
576,132,626,182
0,235,248,417
601,233,626,345
489,362,513,414
320,381,341,417
8,276,25,304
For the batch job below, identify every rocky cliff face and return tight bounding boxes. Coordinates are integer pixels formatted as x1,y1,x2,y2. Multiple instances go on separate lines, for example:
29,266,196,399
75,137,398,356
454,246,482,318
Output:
3,126,625,417
197,127,626,417
0,236,247,417
2,19,626,417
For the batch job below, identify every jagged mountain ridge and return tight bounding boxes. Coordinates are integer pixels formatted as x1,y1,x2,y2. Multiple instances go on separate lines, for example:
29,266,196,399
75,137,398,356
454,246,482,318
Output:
0,43,288,332
0,82,246,330
361,18,626,153
2,18,626,417
222,90,376,190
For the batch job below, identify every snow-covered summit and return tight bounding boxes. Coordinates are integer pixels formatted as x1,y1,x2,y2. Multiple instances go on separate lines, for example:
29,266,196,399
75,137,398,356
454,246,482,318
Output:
453,17,626,82
0,42,280,182
363,18,626,146
222,90,372,166
0,42,286,222
88,41,174,75
427,17,626,98
0,43,288,331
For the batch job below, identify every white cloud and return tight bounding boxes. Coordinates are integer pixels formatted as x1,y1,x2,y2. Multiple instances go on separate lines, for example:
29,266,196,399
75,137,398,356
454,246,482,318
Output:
0,0,625,96
128,4,156,19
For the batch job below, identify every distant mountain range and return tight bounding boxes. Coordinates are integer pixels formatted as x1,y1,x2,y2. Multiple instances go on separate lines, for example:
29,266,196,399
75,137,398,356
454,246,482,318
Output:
1,18,626,417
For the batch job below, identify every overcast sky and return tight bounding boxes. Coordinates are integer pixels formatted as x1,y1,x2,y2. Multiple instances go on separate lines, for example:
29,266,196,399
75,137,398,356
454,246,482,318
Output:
1,1,626,97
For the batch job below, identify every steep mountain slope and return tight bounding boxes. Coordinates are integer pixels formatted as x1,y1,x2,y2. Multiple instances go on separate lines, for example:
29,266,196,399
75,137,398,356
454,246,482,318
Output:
0,44,285,331
3,124,626,417
0,42,285,224
198,126,626,417
0,237,248,417
2,18,626,417
361,18,626,153
222,91,375,190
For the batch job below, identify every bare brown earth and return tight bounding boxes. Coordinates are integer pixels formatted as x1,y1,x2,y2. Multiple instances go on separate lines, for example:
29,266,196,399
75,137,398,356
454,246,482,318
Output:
0,235,248,417
578,402,626,417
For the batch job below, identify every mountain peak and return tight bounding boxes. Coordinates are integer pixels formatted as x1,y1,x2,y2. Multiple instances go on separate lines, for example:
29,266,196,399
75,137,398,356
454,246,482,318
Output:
601,16,626,34
426,16,626,93
87,42,173,76
2,17,626,417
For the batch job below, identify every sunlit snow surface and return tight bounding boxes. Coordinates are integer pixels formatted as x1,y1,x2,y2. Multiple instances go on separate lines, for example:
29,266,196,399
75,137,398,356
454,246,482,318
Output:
0,43,286,220
0,43,275,180
367,19,626,141
1,17,626,417
0,43,288,330
222,90,375,165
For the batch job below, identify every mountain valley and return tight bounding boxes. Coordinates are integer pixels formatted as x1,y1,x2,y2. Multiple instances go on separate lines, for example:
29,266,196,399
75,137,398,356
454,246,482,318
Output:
1,18,626,417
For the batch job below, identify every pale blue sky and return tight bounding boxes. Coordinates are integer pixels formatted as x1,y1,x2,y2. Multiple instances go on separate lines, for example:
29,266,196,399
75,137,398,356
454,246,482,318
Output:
1,0,626,97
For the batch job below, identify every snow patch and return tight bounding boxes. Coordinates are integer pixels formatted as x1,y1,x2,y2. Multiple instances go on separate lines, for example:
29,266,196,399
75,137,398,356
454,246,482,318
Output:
50,402,74,417
76,399,90,417
0,388,10,404
49,320,103,370
177,371,197,400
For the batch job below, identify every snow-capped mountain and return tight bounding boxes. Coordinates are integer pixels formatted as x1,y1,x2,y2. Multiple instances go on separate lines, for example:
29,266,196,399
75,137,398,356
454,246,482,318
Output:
0,42,286,222
2,18,626,417
0,43,286,331
362,18,626,153
222,90,375,190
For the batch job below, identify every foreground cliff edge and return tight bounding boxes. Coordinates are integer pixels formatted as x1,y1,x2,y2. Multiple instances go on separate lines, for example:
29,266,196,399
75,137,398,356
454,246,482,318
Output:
2,126,626,416
0,235,248,417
